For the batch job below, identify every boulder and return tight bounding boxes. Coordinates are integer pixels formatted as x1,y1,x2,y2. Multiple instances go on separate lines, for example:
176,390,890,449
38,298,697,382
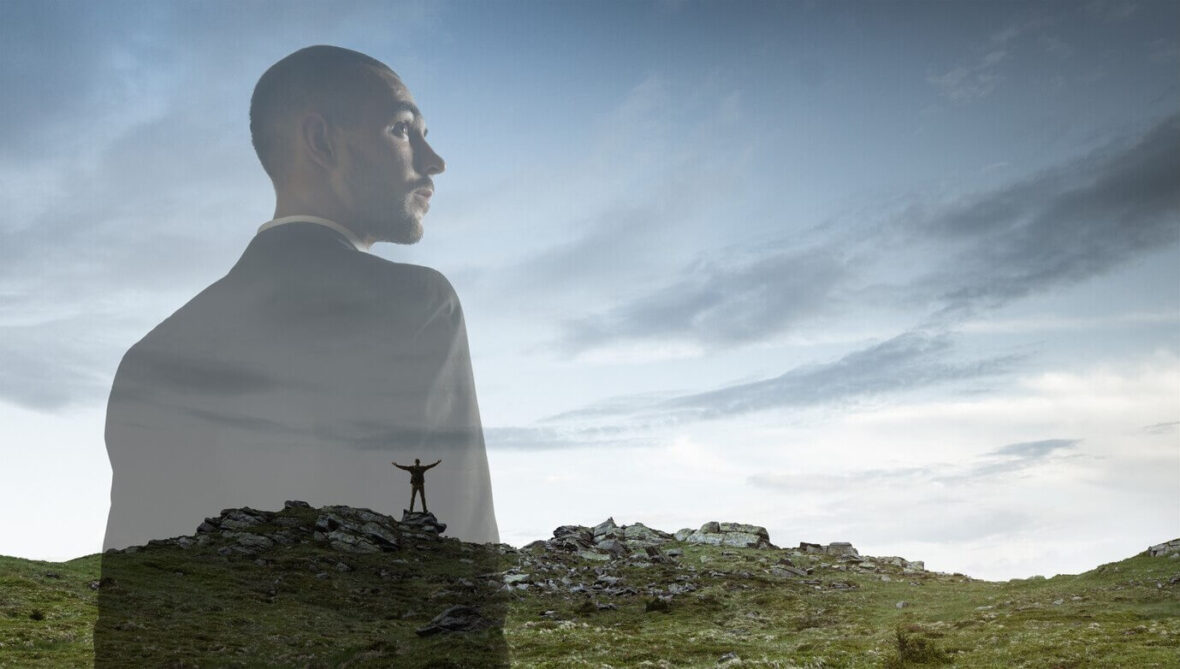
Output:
1148,539,1180,558
687,521,773,549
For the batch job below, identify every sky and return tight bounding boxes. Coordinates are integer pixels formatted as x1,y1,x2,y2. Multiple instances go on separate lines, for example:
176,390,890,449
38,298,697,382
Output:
1,0,1177,581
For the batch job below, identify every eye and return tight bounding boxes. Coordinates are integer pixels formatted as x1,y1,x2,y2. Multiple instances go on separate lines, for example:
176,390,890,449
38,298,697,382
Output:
390,121,411,138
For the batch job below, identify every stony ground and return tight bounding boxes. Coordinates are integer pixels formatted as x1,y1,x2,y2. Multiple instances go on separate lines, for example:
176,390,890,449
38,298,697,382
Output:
1,504,1177,667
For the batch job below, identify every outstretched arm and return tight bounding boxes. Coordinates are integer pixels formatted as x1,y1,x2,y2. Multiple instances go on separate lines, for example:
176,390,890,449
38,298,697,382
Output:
425,459,441,470
392,462,411,471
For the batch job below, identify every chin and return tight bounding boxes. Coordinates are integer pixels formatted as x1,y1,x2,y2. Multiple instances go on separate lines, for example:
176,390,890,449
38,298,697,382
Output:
385,219,423,245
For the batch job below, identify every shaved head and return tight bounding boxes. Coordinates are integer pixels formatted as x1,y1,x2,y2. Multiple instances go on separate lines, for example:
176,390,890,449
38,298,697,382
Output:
250,45,399,181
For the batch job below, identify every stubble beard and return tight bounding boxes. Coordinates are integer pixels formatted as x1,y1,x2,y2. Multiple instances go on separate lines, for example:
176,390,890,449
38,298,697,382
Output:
362,196,424,245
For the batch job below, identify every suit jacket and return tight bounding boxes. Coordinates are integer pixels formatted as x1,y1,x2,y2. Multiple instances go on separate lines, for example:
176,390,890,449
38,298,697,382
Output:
102,221,499,549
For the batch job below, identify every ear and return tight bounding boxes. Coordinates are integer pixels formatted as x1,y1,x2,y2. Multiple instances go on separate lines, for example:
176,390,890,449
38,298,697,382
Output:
299,112,337,170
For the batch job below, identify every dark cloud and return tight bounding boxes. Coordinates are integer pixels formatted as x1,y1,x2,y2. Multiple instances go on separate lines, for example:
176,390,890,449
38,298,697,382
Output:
658,331,1018,422
987,438,1079,458
537,331,1019,428
558,246,845,355
546,111,1180,358
937,438,1080,482
922,112,1180,319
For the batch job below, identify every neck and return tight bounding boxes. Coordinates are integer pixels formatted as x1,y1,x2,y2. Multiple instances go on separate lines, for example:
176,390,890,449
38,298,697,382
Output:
272,198,376,249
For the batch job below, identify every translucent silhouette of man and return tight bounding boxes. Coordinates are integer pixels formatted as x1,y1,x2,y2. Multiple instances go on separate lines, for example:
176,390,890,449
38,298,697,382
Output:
101,45,499,548
97,45,507,666
393,458,441,512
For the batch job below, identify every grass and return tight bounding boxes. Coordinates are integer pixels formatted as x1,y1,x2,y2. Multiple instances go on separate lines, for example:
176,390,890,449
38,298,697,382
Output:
1,518,1177,667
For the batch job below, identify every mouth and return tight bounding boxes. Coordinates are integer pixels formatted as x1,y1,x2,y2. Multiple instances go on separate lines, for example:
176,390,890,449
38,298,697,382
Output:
413,187,433,201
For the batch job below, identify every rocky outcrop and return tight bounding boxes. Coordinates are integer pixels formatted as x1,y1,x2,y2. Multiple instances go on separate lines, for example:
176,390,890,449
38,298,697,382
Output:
119,500,448,558
113,503,930,603
1148,539,1180,558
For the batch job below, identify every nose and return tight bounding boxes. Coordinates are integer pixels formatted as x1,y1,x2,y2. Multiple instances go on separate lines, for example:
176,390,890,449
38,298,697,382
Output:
416,137,445,176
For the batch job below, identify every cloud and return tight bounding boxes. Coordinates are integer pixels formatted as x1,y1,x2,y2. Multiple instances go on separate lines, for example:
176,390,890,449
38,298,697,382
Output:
1085,0,1138,22
664,331,1017,421
0,320,112,410
987,438,1079,458
557,245,845,356
484,424,641,451
544,331,1020,427
750,438,1080,495
542,105,1179,361
917,112,1180,319
1142,421,1179,434
927,49,1008,102
939,438,1080,482
748,466,932,493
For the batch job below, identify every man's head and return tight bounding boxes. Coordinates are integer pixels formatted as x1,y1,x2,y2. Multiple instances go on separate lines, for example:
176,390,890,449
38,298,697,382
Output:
414,458,421,465
251,45,444,245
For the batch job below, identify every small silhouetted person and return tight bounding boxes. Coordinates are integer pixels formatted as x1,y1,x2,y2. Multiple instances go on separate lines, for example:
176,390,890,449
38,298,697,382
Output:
393,458,440,513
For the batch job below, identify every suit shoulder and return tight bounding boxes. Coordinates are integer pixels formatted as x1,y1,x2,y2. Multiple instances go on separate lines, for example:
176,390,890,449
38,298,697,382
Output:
360,256,460,303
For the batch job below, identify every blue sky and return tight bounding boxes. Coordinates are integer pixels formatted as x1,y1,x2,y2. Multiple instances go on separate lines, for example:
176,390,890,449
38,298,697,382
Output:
1,0,1177,580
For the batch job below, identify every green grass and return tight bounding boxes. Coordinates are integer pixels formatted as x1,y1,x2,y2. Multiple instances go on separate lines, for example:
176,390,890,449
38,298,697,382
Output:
2,526,1178,668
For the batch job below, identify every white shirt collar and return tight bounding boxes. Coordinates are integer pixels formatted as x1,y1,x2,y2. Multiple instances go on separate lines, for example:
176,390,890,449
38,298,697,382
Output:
257,215,371,252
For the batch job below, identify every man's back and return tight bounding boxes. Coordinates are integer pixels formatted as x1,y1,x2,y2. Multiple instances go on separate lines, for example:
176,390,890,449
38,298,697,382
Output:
103,222,499,549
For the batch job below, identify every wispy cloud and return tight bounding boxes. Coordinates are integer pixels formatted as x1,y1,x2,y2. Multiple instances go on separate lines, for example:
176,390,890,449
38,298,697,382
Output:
914,112,1180,320
749,438,1081,492
1142,421,1179,435
547,111,1180,359
542,330,1020,429
660,331,1017,421
927,49,1008,102
557,245,845,356
938,438,1081,482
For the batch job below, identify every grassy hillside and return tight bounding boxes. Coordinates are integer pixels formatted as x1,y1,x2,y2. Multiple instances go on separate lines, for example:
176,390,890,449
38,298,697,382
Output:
1,505,1177,667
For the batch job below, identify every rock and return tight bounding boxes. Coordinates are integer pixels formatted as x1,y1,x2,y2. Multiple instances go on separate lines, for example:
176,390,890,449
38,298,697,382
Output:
283,500,311,509
687,522,773,549
718,651,740,664
722,533,767,548
623,523,673,544
235,534,274,551
1148,539,1180,558
415,605,494,636
596,539,629,556
688,532,726,547
219,509,266,530
826,542,858,557
674,528,694,542
578,551,611,562
401,510,447,535
896,601,909,609
593,517,619,538
360,522,398,548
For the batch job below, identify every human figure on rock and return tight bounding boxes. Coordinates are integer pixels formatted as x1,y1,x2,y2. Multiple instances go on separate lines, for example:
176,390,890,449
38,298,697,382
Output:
393,458,440,513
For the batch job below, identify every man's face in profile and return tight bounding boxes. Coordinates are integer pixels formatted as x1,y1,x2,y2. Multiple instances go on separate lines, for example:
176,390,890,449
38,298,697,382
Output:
334,68,445,245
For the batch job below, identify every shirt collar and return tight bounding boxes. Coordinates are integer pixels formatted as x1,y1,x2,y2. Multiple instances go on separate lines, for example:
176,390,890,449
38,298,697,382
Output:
257,216,372,252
